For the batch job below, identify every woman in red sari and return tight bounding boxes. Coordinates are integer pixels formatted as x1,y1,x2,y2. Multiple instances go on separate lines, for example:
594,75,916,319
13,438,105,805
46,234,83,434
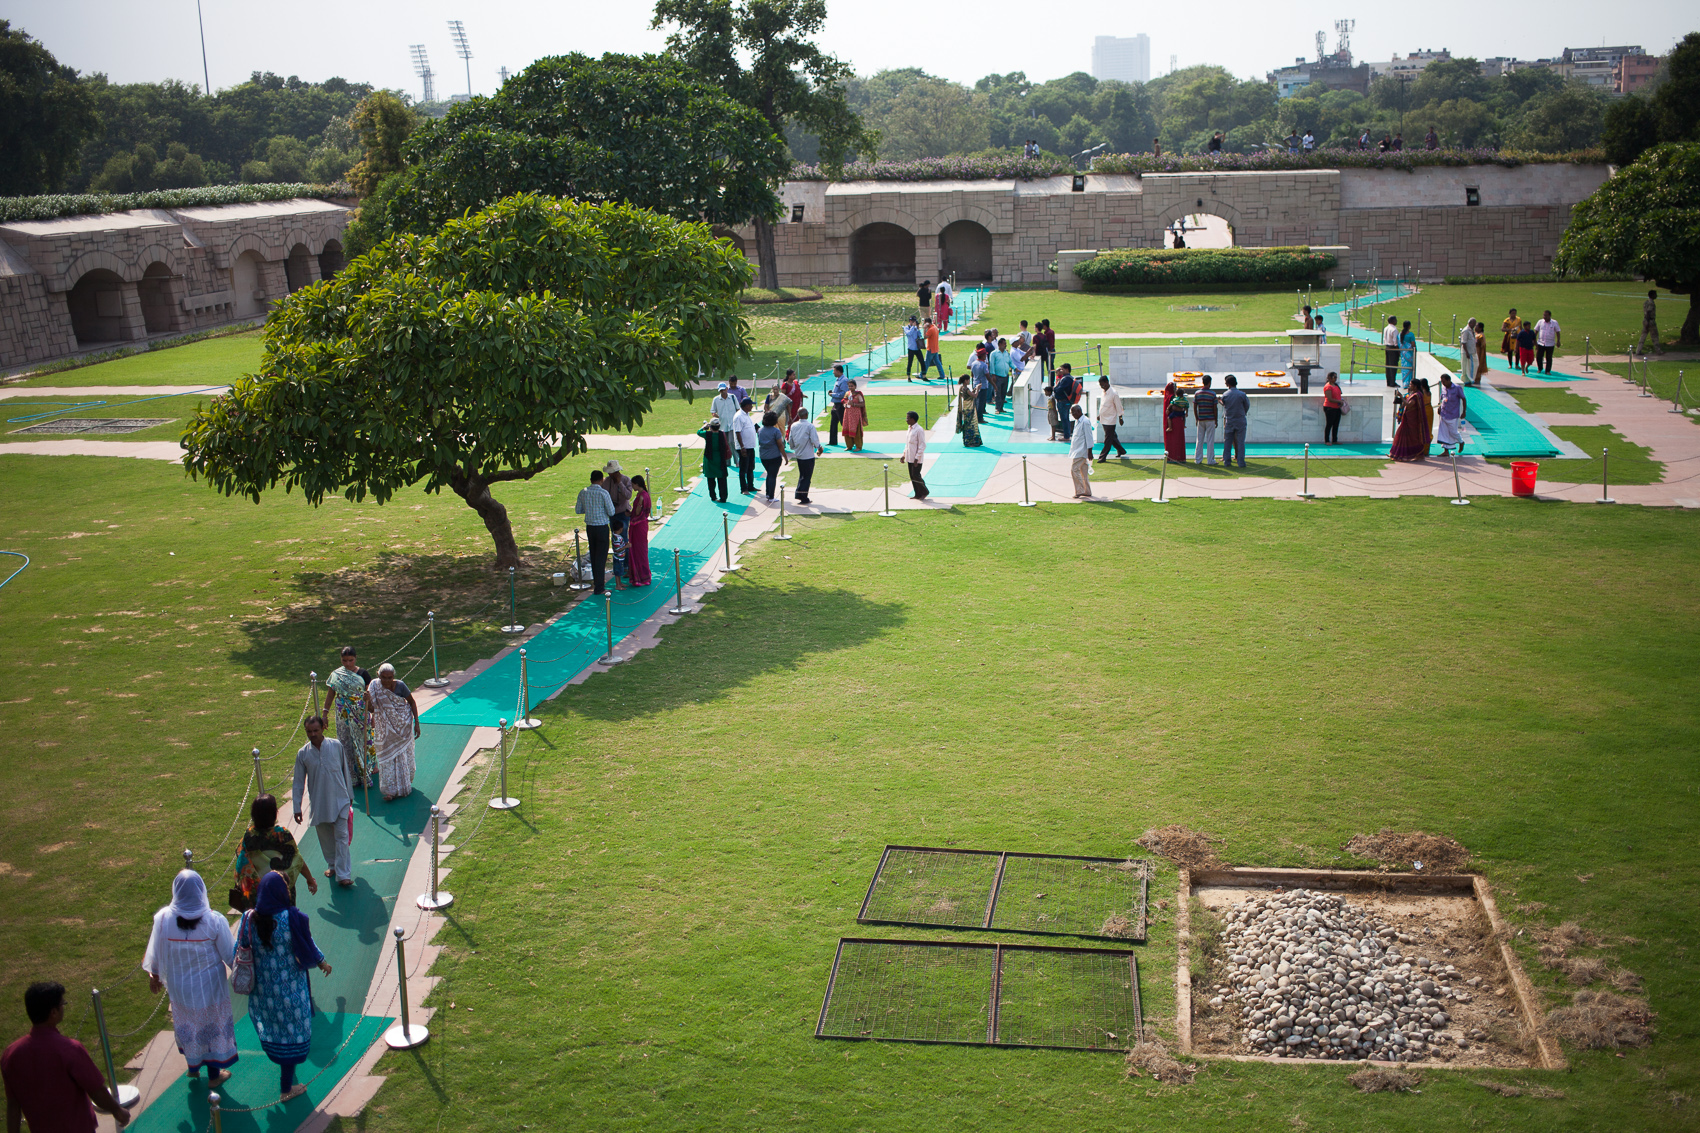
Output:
1389,379,1432,461
780,371,806,426
1162,380,1188,462
626,475,653,586
934,290,951,334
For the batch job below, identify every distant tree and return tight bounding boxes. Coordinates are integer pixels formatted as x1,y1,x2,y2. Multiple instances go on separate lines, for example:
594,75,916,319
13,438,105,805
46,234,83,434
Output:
90,141,209,192
1604,95,1661,165
1554,144,1700,344
0,20,99,194
1404,97,1497,149
652,0,876,287
1651,32,1700,144
879,80,989,158
1088,82,1156,153
1507,85,1607,151
344,91,415,197
182,194,753,570
1409,58,1491,108
1149,66,1273,145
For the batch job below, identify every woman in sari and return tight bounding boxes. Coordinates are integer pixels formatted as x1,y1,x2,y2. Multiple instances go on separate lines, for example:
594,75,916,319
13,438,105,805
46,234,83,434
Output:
366,663,420,800
242,872,330,1101
842,382,867,451
230,793,316,911
1398,320,1417,387
935,290,952,334
143,870,238,1084
780,372,805,426
1389,378,1432,461
1163,381,1189,462
627,475,653,587
321,647,372,791
956,375,983,447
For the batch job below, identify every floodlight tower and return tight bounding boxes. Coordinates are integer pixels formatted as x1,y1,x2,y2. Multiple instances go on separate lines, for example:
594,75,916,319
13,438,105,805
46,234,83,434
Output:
1335,19,1356,64
410,45,435,104
447,20,473,99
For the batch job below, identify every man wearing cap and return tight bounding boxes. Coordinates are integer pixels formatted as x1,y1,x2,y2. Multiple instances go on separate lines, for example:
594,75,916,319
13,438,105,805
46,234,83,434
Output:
732,399,759,494
710,382,739,434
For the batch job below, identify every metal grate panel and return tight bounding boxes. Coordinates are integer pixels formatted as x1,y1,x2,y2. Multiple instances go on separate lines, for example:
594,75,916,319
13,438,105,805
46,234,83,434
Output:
11,418,172,435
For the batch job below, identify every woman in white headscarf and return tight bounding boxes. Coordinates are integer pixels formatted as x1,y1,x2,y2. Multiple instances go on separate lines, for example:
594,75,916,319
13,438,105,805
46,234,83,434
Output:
367,662,421,800
142,870,238,1083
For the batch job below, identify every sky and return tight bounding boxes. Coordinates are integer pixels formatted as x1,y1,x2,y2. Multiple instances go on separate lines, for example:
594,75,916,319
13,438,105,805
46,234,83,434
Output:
12,0,1695,100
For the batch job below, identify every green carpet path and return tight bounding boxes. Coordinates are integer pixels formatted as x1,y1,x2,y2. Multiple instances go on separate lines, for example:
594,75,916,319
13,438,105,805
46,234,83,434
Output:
129,723,475,1132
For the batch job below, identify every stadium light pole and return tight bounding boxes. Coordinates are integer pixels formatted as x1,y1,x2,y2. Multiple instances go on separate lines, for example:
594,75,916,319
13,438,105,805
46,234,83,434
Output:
195,0,210,95
448,21,473,99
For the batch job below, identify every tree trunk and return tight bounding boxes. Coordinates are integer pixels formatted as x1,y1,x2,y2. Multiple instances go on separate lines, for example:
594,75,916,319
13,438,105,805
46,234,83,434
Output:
450,473,521,570
1682,290,1699,347
753,212,780,290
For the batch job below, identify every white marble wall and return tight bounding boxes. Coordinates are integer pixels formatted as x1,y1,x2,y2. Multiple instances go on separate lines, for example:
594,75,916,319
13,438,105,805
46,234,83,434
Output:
1089,387,1388,445
1107,344,1344,387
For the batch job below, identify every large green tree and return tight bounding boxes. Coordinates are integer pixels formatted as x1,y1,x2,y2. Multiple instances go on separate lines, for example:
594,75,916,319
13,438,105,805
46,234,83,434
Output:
0,20,98,194
351,54,787,259
182,194,753,569
652,0,875,287
1554,144,1700,345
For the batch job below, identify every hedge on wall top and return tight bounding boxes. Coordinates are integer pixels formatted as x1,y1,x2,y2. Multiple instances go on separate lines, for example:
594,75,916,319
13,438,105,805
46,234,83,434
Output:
1073,246,1338,287
0,183,353,225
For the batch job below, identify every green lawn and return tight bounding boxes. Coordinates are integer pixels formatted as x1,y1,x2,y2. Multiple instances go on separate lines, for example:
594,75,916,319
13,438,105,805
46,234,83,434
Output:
1504,387,1599,415
1350,284,1679,361
1594,361,1700,412
11,330,263,388
1,393,218,444
1490,425,1664,486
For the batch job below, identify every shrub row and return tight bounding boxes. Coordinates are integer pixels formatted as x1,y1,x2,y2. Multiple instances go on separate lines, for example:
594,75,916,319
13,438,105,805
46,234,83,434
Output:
1441,272,1639,285
1074,247,1338,289
0,183,352,224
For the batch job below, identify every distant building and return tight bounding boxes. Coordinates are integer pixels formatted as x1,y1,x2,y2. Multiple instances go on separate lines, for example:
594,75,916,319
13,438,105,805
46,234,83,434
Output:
1366,48,1451,80
1092,35,1151,84
1269,54,1369,99
1558,45,1643,89
1614,53,1662,94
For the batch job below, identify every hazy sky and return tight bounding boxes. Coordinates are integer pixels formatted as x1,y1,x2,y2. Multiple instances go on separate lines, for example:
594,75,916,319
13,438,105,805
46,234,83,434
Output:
13,0,1695,99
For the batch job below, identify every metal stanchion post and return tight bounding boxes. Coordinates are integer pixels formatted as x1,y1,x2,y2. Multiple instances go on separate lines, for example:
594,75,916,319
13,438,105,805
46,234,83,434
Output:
424,612,450,687
1583,336,1591,373
675,443,687,492
90,989,139,1108
415,806,453,910
668,548,690,615
1019,455,1036,506
1150,455,1169,503
515,651,539,729
1449,449,1470,505
569,530,589,591
720,513,738,572
490,719,519,809
1299,443,1316,498
1640,358,1653,397
501,566,524,634
878,463,896,517
1598,447,1616,504
252,748,264,797
600,593,622,664
774,484,792,540
1672,370,1686,414
383,926,430,1048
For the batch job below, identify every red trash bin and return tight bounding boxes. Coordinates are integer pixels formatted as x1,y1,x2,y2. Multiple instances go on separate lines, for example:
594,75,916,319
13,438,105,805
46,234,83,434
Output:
1510,461,1539,497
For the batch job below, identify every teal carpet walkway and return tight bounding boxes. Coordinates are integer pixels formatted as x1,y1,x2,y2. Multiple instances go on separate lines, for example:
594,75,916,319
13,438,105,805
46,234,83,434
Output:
131,722,475,1131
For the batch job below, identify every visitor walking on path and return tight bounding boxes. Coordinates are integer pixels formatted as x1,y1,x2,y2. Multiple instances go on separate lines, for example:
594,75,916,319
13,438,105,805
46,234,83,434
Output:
366,663,419,801
1436,374,1467,456
575,469,616,594
1192,376,1220,465
1222,374,1250,467
1038,320,1057,377
232,793,316,912
970,349,992,422
1383,315,1401,387
827,365,849,444
1399,321,1417,387
935,287,952,333
1515,320,1536,375
757,412,787,502
903,319,925,378
780,371,805,424
710,381,739,433
923,319,943,381
1639,290,1664,355
294,717,354,887
144,869,238,1085
2,982,133,1130
1163,380,1188,462
1500,309,1520,367
842,382,867,451
1321,371,1344,445
697,420,731,502
1069,405,1094,498
902,411,929,499
733,400,759,495
1095,376,1126,461
1459,318,1479,385
990,338,1014,412
1390,379,1432,461
1534,311,1561,374
1053,364,1080,442
956,376,983,447
1473,320,1487,385
321,647,372,794
241,872,331,1102
626,476,653,586
787,413,821,505
917,279,932,321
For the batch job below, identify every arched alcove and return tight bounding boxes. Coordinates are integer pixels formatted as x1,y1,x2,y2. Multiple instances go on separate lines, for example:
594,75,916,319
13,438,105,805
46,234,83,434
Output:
939,220,993,281
66,269,129,344
232,250,267,317
317,239,346,281
1163,213,1235,249
284,243,316,293
850,223,915,284
137,262,177,334
710,226,749,257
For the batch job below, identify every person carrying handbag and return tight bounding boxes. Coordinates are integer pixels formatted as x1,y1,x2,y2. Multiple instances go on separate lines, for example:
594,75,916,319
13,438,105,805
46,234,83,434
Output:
240,872,332,1101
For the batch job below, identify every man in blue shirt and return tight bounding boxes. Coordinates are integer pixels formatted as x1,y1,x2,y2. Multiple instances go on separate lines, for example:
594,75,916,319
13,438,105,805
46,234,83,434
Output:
968,348,992,423
827,364,850,447
1220,374,1249,469
988,337,1014,414
574,470,617,595
903,318,924,379
1052,364,1080,441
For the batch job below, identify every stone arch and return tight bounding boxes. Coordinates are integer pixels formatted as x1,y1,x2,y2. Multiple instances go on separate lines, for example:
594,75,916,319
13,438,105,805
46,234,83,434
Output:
849,222,915,285
1152,197,1244,248
938,220,993,282
61,249,133,288
928,203,1004,235
232,249,268,317
281,227,313,255
224,232,271,268
283,243,317,293
66,268,130,344
317,239,346,281
132,243,180,279
837,205,924,240
137,262,178,334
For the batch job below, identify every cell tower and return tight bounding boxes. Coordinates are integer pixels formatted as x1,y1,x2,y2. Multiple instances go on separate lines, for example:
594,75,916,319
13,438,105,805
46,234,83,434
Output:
498,66,510,86
1315,30,1327,63
1335,19,1356,63
1169,53,1177,74
410,45,435,104
447,20,473,99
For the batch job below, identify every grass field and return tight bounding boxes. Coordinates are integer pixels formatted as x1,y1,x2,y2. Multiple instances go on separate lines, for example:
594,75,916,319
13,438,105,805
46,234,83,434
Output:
10,330,264,388
1350,284,1675,361
1594,361,1700,411
1,393,216,444
1489,425,1664,486
1503,388,1599,415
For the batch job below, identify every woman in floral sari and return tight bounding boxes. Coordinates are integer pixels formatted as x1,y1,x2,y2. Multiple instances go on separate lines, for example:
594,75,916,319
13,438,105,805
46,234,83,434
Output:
842,382,867,451
956,375,983,447
366,663,420,801
230,793,316,911
321,646,372,791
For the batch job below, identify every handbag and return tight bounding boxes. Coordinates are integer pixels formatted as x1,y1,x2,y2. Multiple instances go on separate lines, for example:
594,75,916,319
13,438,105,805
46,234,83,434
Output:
231,910,255,995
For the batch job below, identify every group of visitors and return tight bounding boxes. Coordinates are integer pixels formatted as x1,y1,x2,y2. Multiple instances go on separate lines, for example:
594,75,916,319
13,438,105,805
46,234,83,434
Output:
916,278,955,334
312,645,421,806
1389,372,1468,462
1501,308,1562,376
1159,375,1251,467
573,461,654,596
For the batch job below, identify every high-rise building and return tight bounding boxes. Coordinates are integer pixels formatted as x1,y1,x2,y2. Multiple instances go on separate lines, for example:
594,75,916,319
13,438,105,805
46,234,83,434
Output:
1092,35,1151,84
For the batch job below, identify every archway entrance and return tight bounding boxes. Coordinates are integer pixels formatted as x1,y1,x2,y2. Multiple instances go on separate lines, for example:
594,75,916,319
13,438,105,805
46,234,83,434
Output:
1164,214,1234,249
138,262,176,334
317,240,346,281
939,220,992,281
284,243,316,293
66,269,129,345
850,223,915,284
232,250,267,317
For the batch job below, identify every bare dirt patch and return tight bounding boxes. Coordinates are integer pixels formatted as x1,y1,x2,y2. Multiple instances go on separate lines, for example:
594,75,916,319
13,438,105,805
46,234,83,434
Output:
1476,1079,1565,1098
1125,1041,1196,1084
1101,914,1138,939
1138,825,1222,871
1344,830,1470,873
1348,1067,1422,1092
1546,990,1655,1049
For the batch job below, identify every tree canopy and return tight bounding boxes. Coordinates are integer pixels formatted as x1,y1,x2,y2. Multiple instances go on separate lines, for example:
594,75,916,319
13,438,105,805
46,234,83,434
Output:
349,54,788,256
182,194,754,568
0,20,99,194
1554,143,1700,344
1605,32,1700,165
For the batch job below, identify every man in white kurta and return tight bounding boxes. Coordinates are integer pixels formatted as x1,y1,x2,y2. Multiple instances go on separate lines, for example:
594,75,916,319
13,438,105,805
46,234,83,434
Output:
293,717,354,886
